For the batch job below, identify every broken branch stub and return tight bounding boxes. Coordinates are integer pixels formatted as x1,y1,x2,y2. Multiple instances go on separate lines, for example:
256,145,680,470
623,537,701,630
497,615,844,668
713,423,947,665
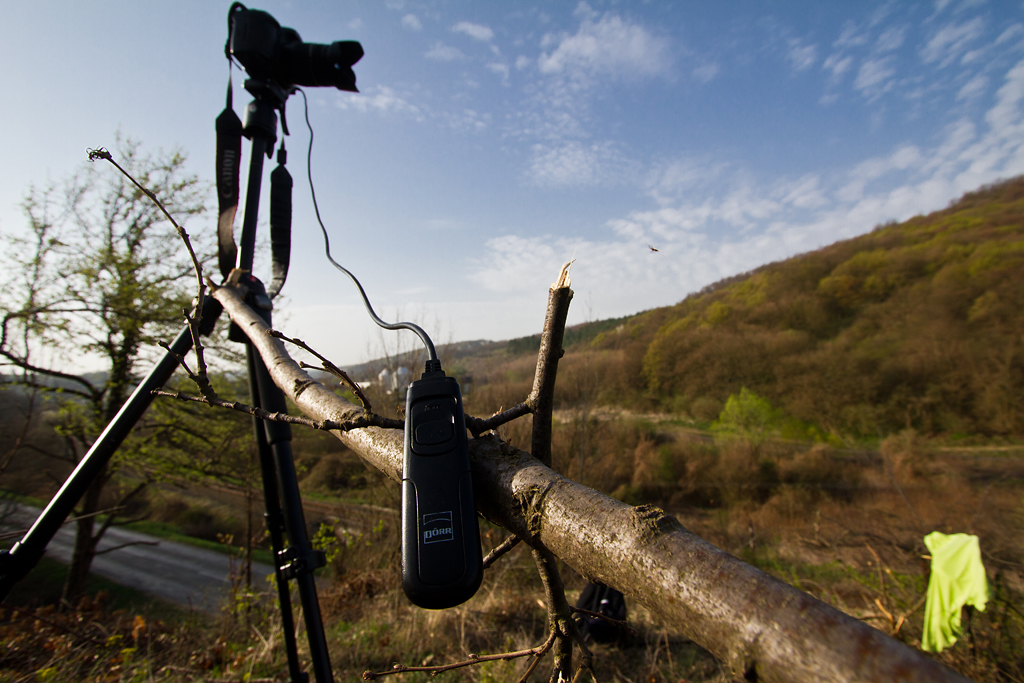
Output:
211,282,970,683
528,260,574,467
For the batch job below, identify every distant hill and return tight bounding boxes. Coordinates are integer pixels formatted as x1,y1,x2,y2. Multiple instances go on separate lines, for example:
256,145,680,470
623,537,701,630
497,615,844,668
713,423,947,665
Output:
579,176,1024,438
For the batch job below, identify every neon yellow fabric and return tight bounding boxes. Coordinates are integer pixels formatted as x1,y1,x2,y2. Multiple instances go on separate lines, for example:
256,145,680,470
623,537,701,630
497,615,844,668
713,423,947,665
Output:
922,532,989,653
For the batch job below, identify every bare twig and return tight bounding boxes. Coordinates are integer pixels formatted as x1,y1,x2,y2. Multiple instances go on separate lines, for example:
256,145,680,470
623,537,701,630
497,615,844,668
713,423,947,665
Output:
267,329,373,411
527,261,574,467
0,505,126,542
466,402,533,437
88,146,215,396
362,629,558,680
93,540,160,556
532,544,592,682
483,535,522,569
571,606,636,635
152,389,403,432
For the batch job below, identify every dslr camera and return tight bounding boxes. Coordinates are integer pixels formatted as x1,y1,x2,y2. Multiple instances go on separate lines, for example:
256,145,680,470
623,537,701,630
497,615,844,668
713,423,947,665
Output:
228,3,363,91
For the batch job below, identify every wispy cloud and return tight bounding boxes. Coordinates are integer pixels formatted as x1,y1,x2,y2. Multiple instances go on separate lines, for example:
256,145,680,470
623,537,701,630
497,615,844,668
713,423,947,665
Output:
335,85,424,121
823,54,853,79
425,42,465,62
957,73,988,100
470,57,1024,324
921,17,984,66
526,140,634,187
537,3,670,80
401,14,421,31
875,27,905,53
787,40,817,72
486,62,510,83
692,63,720,84
453,21,494,41
854,57,897,97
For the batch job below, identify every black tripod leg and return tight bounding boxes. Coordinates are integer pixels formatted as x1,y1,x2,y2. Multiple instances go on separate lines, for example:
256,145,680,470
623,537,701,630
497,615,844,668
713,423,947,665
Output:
247,346,307,683
0,298,222,602
249,345,334,683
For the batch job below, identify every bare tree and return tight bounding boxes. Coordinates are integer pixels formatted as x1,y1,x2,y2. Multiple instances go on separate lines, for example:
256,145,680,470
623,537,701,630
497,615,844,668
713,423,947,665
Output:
0,137,208,601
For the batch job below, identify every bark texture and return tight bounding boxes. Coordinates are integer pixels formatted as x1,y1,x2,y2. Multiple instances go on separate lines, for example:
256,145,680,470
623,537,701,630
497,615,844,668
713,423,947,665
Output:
213,284,969,683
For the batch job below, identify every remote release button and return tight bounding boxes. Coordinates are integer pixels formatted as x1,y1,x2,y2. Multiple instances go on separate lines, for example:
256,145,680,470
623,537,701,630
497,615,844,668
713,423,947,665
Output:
416,419,454,445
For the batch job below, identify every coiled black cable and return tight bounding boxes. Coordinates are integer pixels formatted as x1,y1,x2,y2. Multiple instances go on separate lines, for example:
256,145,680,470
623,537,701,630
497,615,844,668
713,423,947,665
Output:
297,88,438,364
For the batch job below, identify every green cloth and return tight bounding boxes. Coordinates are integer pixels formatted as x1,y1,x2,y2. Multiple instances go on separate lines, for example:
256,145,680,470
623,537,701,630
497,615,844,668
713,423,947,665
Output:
922,532,989,653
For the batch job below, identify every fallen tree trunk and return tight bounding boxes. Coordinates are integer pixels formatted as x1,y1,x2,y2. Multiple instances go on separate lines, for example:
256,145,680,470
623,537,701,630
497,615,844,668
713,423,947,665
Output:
213,283,970,683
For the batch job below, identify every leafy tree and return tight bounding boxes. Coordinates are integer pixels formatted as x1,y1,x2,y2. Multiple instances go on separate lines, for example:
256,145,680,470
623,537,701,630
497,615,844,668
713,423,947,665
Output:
0,138,209,600
712,387,779,447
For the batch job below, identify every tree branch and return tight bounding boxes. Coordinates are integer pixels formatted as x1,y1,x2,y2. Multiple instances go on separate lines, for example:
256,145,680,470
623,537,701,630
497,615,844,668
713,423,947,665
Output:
93,540,160,556
362,628,558,680
152,389,403,432
212,279,972,683
466,402,533,437
526,261,574,467
267,329,373,412
482,535,522,570
532,545,591,682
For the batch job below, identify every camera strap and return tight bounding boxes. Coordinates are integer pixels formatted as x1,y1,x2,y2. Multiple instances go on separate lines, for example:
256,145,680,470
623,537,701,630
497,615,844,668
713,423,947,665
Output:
268,145,292,298
215,77,242,279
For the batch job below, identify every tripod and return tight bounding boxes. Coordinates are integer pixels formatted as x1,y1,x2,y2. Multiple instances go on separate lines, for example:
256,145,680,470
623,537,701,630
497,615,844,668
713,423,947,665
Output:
0,80,335,683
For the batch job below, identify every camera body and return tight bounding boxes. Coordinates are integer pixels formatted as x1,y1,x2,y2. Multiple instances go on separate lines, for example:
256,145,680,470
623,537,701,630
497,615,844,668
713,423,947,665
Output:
229,5,362,91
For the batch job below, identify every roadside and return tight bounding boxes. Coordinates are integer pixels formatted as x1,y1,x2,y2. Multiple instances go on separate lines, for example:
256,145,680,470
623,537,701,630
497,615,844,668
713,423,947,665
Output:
1,504,274,612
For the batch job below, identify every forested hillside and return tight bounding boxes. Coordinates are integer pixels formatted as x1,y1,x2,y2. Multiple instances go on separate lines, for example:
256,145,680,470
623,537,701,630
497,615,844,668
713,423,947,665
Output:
549,177,1024,439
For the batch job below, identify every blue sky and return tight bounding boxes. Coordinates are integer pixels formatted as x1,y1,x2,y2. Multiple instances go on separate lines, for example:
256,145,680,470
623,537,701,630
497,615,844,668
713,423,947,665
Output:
2,1,1024,369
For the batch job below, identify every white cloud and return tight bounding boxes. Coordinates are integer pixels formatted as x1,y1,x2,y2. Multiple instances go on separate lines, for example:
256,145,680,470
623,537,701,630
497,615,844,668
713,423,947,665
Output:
985,59,1024,135
996,24,1024,46
835,22,869,48
452,21,494,41
788,40,817,71
335,85,424,121
469,59,1024,323
425,42,465,62
537,7,669,80
875,27,905,53
855,58,896,97
692,63,720,83
527,141,633,187
957,74,988,100
448,108,491,132
486,62,510,83
401,14,422,31
823,54,852,79
921,18,984,66
515,55,531,70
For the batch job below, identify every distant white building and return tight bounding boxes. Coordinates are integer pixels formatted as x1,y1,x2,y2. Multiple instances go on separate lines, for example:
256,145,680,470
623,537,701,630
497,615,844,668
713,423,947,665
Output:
377,366,411,394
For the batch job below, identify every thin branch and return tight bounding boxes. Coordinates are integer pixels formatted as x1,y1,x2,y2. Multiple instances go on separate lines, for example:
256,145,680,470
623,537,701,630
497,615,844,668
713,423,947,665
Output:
152,389,404,432
0,503,124,541
527,261,574,467
268,329,373,411
483,535,522,570
93,540,160,556
362,628,558,680
466,402,533,438
87,146,215,398
571,606,636,635
93,480,149,542
533,544,587,682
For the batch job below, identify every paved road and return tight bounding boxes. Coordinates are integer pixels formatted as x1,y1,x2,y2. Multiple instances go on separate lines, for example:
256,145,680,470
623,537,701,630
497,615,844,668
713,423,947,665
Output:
2,505,275,612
